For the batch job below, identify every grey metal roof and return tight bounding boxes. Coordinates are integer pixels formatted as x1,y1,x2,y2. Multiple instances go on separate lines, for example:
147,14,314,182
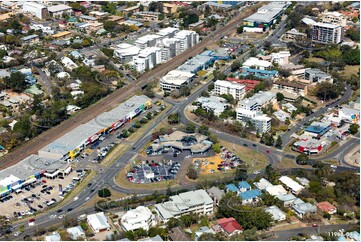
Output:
244,2,290,23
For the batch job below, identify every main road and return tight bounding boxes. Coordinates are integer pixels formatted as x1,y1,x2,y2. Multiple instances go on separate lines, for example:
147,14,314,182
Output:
0,5,261,170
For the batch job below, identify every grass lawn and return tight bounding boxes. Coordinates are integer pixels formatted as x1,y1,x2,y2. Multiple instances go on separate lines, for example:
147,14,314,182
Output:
197,170,235,182
219,140,269,172
114,164,178,191
100,143,130,167
340,65,360,78
306,57,325,63
83,188,129,208
276,158,312,170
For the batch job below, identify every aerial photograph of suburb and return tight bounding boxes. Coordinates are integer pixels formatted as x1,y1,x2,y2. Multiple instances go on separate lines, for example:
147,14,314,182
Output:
0,0,359,241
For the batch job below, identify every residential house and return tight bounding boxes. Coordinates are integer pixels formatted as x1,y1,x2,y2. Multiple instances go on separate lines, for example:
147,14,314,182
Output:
254,178,273,191
238,181,251,193
194,226,215,241
207,186,225,206
67,226,86,240
264,206,286,222
168,227,191,241
120,206,155,231
217,217,244,236
45,232,61,242
316,201,337,215
292,202,317,219
276,194,299,207
295,177,310,187
239,189,262,205
226,184,239,194
279,176,304,194
87,212,111,233
266,185,288,196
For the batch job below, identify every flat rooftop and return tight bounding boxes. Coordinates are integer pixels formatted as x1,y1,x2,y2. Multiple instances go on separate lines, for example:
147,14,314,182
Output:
0,155,69,181
244,1,290,23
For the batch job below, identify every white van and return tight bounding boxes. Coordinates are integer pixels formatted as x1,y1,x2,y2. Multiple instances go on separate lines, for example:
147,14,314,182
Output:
15,189,22,194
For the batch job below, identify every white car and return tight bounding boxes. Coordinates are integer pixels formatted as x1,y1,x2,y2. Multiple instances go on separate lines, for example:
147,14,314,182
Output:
13,232,21,237
58,215,64,219
73,196,79,201
49,215,57,219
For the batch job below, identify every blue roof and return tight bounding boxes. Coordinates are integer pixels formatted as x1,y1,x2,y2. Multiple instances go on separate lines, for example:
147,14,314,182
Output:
241,67,278,75
226,184,239,192
305,122,331,135
238,181,251,189
239,189,262,200
337,236,347,241
200,50,213,56
348,231,360,241
21,34,39,41
70,50,83,58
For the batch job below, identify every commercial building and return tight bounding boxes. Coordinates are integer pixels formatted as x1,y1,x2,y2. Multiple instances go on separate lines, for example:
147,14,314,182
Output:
155,189,213,222
293,137,323,154
265,206,286,221
196,96,230,116
47,4,72,17
283,28,307,42
279,176,304,194
311,22,343,44
320,11,347,27
113,43,140,63
38,95,151,160
243,2,290,32
176,55,214,74
133,47,162,72
87,212,111,233
203,2,232,10
338,107,359,123
22,2,48,19
160,70,195,92
200,49,231,61
121,206,155,231
152,131,212,154
304,68,334,83
214,80,246,100
304,121,332,137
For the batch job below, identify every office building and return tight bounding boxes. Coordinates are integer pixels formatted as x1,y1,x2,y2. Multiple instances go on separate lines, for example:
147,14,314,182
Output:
121,206,155,231
320,11,347,26
238,91,276,111
304,68,333,83
47,4,72,17
113,43,140,63
160,70,195,92
133,47,162,72
236,108,272,133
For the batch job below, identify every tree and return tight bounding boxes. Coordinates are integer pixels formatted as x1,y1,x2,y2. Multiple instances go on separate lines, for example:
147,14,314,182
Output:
198,125,210,136
220,94,236,104
276,93,284,102
179,12,199,27
236,26,243,34
200,90,210,97
260,132,274,146
187,164,198,180
213,143,221,153
104,21,116,32
148,2,163,12
185,123,196,133
349,123,359,135
315,82,340,101
168,112,180,124
265,165,280,184
179,85,191,96
4,72,27,92
275,135,282,148
98,188,111,197
167,218,182,229
208,83,214,92
296,154,309,165
345,27,360,42
231,61,241,72
235,168,247,181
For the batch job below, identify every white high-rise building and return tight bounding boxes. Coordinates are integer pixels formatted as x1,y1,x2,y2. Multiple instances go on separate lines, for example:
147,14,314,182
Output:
214,80,246,100
311,22,343,44
133,47,162,72
174,30,199,53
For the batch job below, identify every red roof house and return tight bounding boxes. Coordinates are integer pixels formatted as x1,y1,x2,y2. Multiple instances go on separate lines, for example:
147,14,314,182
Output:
217,217,244,236
317,201,337,215
226,77,260,91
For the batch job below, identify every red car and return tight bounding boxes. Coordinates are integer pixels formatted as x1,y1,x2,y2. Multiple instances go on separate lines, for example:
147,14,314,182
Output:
42,180,47,183
312,224,318,227
266,150,270,154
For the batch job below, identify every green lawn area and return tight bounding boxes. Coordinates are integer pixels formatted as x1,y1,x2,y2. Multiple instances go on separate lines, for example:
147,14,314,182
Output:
305,57,325,63
219,140,269,172
276,158,312,170
197,169,235,182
